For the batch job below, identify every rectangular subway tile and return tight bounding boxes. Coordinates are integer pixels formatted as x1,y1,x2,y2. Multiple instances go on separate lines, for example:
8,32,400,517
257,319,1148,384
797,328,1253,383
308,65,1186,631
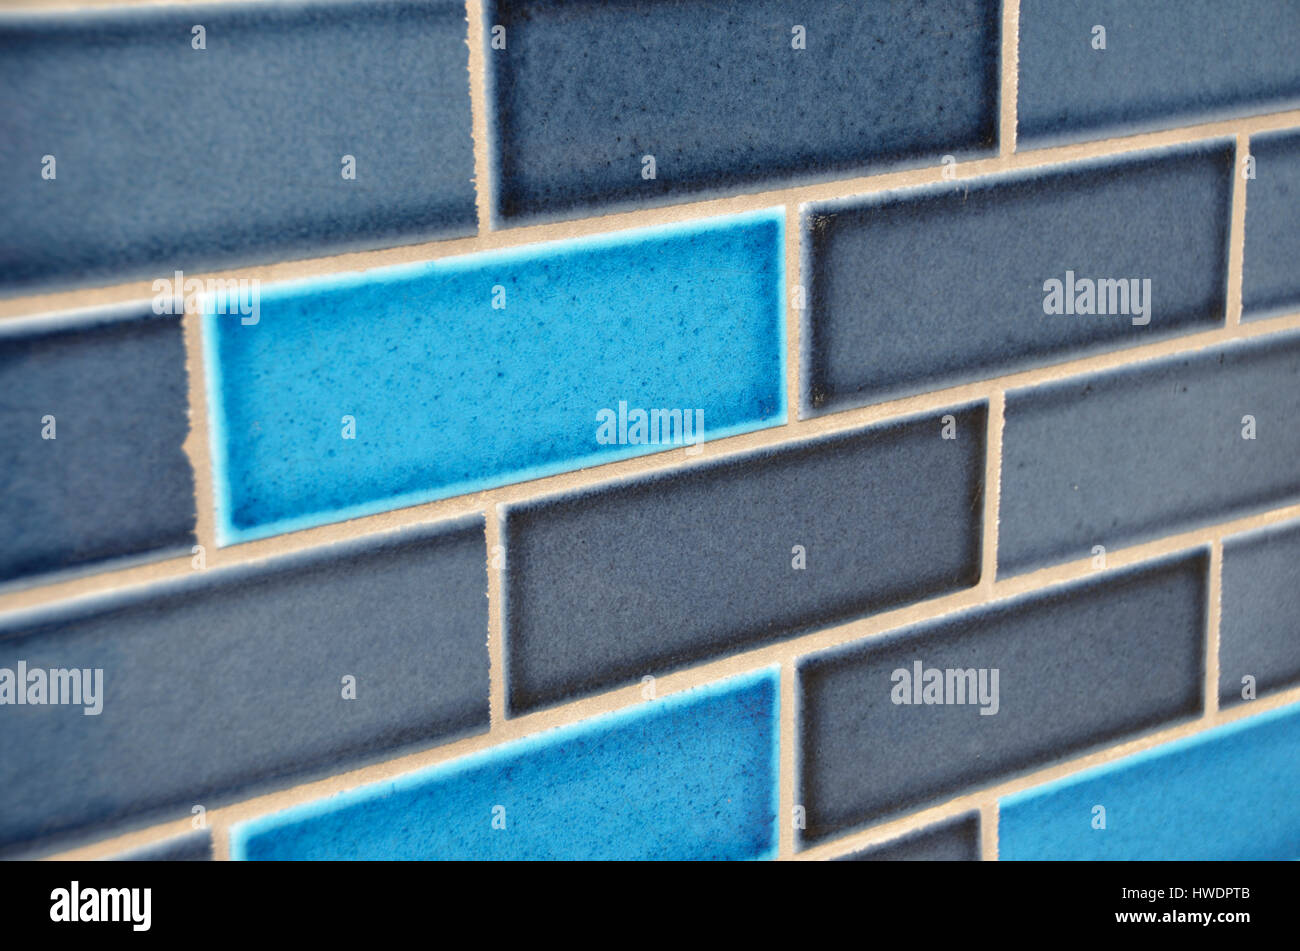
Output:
503,404,986,716
111,830,213,862
1243,129,1300,319
1017,0,1300,149
0,307,195,588
0,0,475,296
485,0,999,224
231,668,779,861
802,141,1232,414
204,210,785,545
998,328,1300,577
1220,518,1300,708
797,550,1207,848
1000,699,1300,860
0,517,487,856
836,812,982,862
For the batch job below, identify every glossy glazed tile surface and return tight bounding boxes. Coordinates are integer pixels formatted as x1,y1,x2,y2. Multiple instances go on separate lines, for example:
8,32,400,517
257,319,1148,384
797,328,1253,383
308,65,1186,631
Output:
232,669,779,861
1220,519,1300,707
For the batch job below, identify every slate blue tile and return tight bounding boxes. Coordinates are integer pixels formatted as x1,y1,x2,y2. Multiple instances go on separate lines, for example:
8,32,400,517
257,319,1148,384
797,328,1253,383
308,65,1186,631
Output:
1243,129,1300,320
1220,519,1300,707
1017,0,1300,149
999,329,1300,577
0,0,475,296
1000,699,1300,860
797,550,1206,847
485,0,999,223
837,813,981,862
111,830,212,862
0,307,195,587
803,142,1232,414
0,517,487,856
504,403,986,715
231,668,779,861
204,210,785,545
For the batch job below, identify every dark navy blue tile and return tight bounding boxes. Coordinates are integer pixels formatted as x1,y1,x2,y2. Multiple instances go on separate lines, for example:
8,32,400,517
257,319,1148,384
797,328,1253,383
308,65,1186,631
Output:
232,669,779,860
504,404,986,715
0,308,195,587
837,813,981,862
797,550,1206,847
0,517,487,856
1001,699,1300,860
999,329,1300,577
486,0,999,223
204,211,785,545
111,830,212,862
1220,519,1300,707
803,142,1232,413
0,0,475,295
1243,129,1300,320
1018,0,1300,148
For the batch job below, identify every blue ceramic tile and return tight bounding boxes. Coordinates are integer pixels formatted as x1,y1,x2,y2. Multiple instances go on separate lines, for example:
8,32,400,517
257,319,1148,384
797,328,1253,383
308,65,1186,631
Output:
1243,129,1300,320
0,0,475,296
485,0,999,223
797,550,1206,847
204,210,784,545
0,517,487,856
0,308,194,587
232,668,779,861
1017,0,1300,148
111,830,212,862
1220,519,1300,707
803,142,1232,414
1000,699,1300,860
504,403,986,715
837,813,981,862
999,329,1300,577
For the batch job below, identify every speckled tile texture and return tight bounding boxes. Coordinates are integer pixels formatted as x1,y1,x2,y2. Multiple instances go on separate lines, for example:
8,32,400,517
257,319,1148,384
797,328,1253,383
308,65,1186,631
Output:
0,0,476,296
204,211,785,545
838,813,982,862
1000,699,1300,860
1220,519,1300,707
1243,128,1300,319
232,669,779,861
486,0,999,223
0,308,194,588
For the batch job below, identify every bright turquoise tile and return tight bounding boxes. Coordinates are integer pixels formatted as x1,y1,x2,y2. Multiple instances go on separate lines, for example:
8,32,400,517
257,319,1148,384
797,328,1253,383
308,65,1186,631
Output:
232,668,779,860
204,210,785,544
1000,700,1300,860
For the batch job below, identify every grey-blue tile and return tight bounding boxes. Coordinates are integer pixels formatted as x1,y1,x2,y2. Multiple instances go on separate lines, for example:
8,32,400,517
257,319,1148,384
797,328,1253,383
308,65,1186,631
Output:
0,517,488,856
1017,0,1300,148
485,0,999,223
798,550,1207,847
837,813,981,862
0,0,475,296
1243,129,1300,320
110,830,212,862
803,142,1232,414
999,329,1300,577
1220,518,1300,707
0,308,195,587
504,404,987,715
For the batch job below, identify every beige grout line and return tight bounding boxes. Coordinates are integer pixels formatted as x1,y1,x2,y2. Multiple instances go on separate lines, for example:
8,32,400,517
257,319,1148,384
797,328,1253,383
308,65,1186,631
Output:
783,203,801,421
1205,540,1223,718
1227,133,1249,328
464,0,491,233
981,392,1005,592
5,306,1300,616
41,498,1300,861
485,506,506,727
180,306,216,558
999,0,1020,156
210,822,230,863
981,800,999,861
802,680,1300,862
6,107,1300,322
778,657,797,859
